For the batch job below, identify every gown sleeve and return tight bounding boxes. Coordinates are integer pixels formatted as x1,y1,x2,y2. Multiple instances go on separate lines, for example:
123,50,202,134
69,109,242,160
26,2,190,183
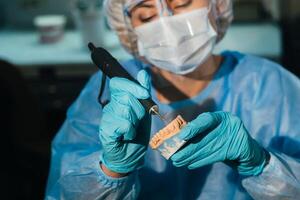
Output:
241,59,300,199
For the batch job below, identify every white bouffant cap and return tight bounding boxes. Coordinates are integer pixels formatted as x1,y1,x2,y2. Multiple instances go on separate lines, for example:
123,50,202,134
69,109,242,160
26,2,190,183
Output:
104,0,233,56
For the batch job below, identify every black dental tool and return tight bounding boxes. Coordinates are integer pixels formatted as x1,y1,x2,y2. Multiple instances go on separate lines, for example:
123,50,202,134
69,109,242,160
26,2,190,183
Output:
88,42,164,121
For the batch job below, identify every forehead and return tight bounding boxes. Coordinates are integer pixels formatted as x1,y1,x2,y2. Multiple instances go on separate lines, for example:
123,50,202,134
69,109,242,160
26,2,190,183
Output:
125,0,209,12
125,0,155,11
125,0,154,7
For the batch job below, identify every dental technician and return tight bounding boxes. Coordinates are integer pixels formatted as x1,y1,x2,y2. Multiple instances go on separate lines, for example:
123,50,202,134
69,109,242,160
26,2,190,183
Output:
46,0,300,199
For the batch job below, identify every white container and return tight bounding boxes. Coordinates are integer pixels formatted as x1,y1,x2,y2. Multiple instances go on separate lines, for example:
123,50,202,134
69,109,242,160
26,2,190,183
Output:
71,0,105,48
34,15,66,43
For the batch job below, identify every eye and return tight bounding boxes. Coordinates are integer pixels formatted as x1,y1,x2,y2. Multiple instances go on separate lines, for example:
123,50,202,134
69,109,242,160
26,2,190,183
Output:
129,1,159,26
174,0,192,9
167,0,192,11
140,14,157,23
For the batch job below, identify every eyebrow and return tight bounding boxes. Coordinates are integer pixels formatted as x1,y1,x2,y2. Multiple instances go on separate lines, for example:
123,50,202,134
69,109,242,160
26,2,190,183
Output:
129,0,156,16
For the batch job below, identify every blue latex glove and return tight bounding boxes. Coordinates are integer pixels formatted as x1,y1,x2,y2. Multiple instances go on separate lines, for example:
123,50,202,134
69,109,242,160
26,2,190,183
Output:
99,70,151,174
171,112,269,176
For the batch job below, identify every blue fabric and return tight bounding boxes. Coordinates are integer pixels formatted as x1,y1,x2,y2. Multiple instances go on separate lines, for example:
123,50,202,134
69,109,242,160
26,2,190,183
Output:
45,51,300,200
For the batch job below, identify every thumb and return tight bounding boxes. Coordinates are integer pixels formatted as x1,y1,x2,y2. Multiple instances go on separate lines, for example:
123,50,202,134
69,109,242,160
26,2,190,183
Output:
178,112,219,140
137,69,151,90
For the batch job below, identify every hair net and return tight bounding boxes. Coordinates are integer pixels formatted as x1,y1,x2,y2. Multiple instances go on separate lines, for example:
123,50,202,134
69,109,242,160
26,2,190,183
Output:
104,0,233,56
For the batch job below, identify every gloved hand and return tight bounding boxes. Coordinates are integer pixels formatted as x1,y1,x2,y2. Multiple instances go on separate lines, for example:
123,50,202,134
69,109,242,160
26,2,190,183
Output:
99,70,151,174
171,111,269,176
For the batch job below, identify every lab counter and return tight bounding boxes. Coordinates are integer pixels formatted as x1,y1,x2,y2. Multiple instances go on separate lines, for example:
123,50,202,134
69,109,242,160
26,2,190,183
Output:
0,23,282,127
0,22,281,69
214,22,282,59
0,29,132,67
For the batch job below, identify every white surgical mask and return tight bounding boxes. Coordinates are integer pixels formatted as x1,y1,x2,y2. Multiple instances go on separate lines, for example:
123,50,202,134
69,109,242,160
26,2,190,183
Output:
134,7,217,75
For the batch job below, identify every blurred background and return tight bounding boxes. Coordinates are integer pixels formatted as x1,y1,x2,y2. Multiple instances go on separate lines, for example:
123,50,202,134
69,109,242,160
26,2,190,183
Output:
0,0,299,199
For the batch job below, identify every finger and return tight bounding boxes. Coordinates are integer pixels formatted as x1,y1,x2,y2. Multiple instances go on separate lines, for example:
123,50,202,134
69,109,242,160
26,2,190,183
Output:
111,92,146,121
102,99,139,126
99,112,136,141
187,150,225,170
178,112,219,141
171,143,199,167
137,69,151,90
171,125,224,166
211,111,231,122
109,77,149,100
172,145,221,168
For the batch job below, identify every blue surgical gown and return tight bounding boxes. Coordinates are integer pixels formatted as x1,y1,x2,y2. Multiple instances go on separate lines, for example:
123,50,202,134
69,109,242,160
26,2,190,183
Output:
45,51,300,200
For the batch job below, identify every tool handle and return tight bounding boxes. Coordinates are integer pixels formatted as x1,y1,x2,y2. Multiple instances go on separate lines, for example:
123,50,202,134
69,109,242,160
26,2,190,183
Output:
88,42,157,113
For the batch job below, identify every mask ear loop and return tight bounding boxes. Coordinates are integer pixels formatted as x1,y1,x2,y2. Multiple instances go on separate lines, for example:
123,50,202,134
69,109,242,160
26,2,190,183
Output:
123,3,148,69
123,3,139,56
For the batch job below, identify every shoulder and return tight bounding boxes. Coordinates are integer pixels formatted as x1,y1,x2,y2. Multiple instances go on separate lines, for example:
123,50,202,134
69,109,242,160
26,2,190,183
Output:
223,51,298,90
221,52,300,138
222,51,300,107
223,51,284,82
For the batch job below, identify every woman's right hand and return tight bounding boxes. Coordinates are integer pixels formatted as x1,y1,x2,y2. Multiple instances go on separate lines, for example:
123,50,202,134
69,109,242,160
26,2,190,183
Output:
99,70,151,175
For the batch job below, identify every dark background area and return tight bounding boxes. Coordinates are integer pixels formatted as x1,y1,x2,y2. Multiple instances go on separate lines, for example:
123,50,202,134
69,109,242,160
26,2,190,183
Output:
0,0,299,199
0,62,95,199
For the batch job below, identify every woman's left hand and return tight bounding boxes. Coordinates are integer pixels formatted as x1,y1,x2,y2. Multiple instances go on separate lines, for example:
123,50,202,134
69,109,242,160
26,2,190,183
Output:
171,111,269,176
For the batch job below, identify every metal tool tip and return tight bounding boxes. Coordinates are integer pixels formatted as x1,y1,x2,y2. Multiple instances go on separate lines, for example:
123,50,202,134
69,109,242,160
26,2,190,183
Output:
151,108,166,122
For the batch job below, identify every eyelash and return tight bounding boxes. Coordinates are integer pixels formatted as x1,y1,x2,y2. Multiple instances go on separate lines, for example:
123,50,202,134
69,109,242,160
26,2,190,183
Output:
173,0,191,9
140,15,156,23
135,0,191,23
